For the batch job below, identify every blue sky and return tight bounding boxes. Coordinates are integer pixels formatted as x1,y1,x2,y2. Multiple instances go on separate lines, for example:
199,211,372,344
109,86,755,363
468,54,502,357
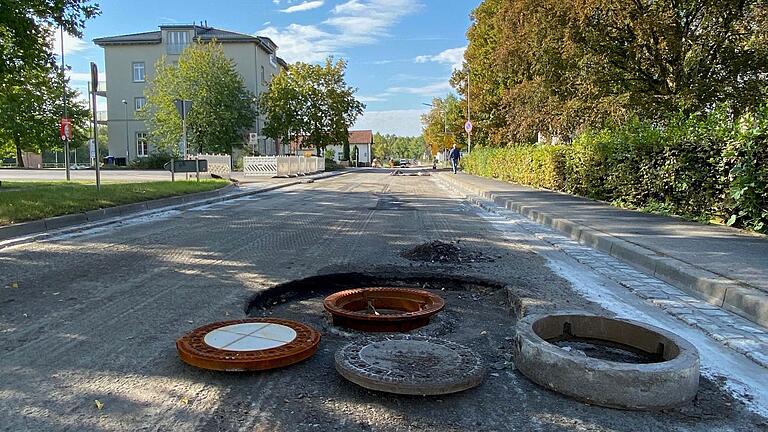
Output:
56,0,480,136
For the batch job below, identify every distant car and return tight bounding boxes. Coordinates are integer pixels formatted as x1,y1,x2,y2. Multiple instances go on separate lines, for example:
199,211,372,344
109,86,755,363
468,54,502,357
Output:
399,159,410,167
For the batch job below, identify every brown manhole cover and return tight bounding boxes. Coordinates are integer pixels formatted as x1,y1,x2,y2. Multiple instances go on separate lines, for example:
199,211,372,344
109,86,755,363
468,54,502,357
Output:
324,288,445,332
176,318,321,371
335,335,486,395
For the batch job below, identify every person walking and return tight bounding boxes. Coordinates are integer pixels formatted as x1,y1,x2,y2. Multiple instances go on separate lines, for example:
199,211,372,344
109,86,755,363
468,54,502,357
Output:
449,144,461,174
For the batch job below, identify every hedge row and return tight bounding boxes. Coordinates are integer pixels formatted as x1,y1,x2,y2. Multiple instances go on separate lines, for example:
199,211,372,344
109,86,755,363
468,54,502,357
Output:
462,106,768,233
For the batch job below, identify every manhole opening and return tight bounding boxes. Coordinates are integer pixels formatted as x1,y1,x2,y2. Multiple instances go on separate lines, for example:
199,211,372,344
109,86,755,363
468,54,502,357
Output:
245,272,505,314
533,315,680,365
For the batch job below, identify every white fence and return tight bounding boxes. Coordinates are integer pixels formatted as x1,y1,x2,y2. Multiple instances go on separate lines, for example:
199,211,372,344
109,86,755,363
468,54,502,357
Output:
198,154,231,176
243,156,325,177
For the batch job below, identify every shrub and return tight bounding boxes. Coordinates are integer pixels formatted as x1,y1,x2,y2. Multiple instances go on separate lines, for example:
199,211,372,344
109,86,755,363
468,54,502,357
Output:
129,151,172,170
462,106,768,233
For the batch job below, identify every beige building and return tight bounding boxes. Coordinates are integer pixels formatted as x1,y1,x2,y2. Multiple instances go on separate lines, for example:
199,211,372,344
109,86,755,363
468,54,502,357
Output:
94,24,287,163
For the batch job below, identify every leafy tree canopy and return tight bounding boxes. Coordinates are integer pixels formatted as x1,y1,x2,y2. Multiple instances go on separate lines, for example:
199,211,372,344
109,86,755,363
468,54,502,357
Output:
372,134,428,161
0,66,90,166
141,40,257,155
0,0,99,87
421,94,469,156
259,57,365,155
453,0,768,144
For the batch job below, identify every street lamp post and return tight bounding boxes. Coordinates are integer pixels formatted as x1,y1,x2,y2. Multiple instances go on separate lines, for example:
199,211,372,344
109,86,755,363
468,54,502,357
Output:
122,99,129,165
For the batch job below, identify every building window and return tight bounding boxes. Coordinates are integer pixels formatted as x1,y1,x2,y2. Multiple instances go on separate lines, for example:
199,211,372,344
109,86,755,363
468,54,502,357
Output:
166,31,189,54
132,62,145,82
269,53,277,68
136,132,148,157
261,66,266,84
134,97,146,111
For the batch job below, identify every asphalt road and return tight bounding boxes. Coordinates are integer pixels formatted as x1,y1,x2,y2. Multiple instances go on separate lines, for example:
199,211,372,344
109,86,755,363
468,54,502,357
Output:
0,172,765,431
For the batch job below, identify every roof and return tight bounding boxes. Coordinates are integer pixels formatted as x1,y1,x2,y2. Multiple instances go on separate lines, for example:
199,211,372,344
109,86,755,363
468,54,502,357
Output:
93,25,280,55
349,130,373,144
291,130,373,149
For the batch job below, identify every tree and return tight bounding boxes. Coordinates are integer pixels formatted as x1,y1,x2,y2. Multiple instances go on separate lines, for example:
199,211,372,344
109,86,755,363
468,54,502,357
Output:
372,134,428,160
141,40,257,155
0,0,98,166
454,0,768,143
421,94,466,156
0,0,99,89
0,67,90,166
260,57,365,156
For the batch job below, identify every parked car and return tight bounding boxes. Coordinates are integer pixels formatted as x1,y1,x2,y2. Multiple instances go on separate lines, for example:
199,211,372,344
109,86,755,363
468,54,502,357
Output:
399,159,410,167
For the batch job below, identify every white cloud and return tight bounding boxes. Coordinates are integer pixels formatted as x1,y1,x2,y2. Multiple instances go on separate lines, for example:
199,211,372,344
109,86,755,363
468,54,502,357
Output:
280,1,324,13
353,109,428,136
415,46,466,72
50,29,88,57
259,24,336,63
388,81,452,96
356,93,390,103
259,0,422,63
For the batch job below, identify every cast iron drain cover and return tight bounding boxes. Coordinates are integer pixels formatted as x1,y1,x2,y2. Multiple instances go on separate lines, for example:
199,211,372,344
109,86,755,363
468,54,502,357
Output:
335,335,486,395
324,288,445,332
176,318,321,371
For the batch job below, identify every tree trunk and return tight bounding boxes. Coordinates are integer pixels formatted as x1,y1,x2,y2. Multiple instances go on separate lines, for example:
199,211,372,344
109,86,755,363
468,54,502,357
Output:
14,135,24,168
316,145,321,157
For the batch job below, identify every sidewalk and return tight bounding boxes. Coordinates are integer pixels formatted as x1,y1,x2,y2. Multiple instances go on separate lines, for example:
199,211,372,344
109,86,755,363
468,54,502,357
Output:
438,173,768,328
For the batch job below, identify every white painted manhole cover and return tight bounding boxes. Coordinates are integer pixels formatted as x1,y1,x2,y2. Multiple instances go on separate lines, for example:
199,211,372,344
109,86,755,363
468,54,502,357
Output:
176,318,321,371
335,335,486,395
203,323,297,351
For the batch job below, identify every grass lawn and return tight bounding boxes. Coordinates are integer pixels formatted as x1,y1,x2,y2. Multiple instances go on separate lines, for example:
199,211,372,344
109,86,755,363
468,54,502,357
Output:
0,180,228,225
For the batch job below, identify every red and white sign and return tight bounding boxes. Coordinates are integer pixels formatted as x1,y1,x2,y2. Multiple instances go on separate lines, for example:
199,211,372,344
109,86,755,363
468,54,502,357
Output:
465,120,473,134
60,118,73,141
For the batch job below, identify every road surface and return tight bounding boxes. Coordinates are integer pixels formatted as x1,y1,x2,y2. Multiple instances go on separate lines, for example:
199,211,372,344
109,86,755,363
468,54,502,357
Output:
0,171,765,431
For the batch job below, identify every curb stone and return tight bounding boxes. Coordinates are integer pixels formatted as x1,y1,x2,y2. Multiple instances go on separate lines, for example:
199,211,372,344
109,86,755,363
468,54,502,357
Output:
437,173,768,329
0,171,347,248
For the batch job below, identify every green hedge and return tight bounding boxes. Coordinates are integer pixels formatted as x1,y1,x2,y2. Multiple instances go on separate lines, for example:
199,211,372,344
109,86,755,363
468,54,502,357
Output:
462,106,768,233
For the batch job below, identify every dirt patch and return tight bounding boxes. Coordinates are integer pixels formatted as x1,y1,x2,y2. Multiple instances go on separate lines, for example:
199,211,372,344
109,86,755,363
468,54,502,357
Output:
401,240,491,264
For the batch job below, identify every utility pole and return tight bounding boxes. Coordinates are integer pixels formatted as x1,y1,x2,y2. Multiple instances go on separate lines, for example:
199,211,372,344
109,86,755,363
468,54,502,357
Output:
61,27,71,180
467,67,471,154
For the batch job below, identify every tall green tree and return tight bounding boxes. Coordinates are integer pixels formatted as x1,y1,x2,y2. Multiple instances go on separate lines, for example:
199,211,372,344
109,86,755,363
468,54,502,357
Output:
141,40,257,155
0,0,99,88
260,57,365,156
454,0,768,143
0,67,90,166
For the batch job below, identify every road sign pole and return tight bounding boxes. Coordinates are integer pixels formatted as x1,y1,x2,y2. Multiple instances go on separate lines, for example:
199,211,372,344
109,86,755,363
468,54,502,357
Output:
90,62,101,191
171,159,175,182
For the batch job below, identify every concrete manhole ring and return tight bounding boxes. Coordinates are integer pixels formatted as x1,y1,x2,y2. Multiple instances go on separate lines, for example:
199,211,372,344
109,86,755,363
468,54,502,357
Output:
335,335,486,395
324,287,445,332
176,318,321,371
514,313,700,410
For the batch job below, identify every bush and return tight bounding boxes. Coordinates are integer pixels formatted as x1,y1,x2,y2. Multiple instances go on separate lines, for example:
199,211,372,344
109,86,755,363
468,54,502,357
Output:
462,106,768,233
129,151,172,170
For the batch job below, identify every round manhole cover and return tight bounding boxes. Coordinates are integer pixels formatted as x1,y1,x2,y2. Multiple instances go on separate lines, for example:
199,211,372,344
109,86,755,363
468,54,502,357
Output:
335,335,486,395
176,318,320,371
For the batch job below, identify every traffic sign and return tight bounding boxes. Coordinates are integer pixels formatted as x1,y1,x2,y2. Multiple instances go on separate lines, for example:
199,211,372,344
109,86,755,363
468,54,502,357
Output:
174,99,193,119
90,62,99,90
465,120,473,134
60,118,72,140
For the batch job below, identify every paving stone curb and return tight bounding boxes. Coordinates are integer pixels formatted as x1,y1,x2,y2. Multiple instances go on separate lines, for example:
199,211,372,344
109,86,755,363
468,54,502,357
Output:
437,173,768,329
0,171,347,247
